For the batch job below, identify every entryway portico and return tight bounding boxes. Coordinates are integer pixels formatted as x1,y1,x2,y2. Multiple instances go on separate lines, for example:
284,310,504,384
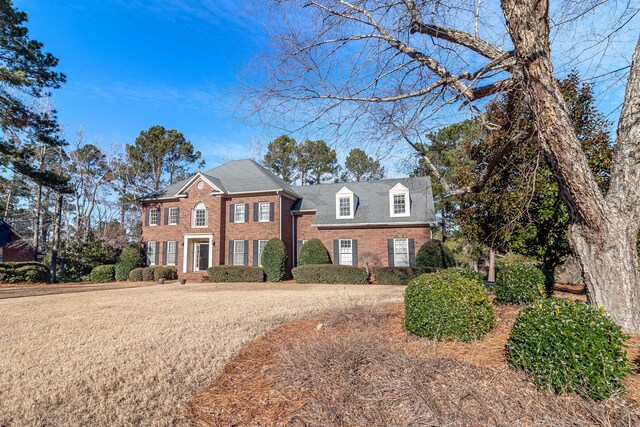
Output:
183,233,214,274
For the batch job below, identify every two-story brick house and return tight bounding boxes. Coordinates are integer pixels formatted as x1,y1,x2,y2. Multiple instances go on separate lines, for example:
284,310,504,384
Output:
140,159,436,280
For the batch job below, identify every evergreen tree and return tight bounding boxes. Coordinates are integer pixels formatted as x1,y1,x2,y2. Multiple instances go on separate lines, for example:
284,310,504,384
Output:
263,135,298,183
342,148,385,182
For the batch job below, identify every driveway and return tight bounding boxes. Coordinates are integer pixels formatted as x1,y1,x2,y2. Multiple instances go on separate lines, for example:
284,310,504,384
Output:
0,282,404,426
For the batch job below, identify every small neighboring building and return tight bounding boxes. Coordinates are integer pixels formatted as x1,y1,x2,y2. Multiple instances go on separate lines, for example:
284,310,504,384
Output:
0,220,36,262
139,159,436,278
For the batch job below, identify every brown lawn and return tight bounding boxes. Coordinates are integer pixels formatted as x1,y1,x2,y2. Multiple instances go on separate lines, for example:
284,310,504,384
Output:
0,282,404,425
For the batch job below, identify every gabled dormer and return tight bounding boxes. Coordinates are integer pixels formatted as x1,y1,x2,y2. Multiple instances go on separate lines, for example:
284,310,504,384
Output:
389,182,410,217
335,186,357,219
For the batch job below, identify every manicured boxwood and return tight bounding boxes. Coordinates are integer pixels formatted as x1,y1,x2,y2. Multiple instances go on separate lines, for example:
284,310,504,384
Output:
90,264,116,283
416,240,455,269
142,266,157,281
507,298,631,400
446,267,485,285
207,266,265,283
292,264,369,284
128,267,144,282
298,239,330,266
375,267,435,285
153,266,178,281
262,238,288,282
0,262,51,284
404,269,496,342
495,263,546,304
115,245,146,281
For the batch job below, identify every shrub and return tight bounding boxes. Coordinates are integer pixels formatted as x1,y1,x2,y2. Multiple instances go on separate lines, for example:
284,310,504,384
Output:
404,269,496,342
298,239,331,266
292,264,369,284
416,240,455,269
128,267,144,282
507,298,631,400
207,266,265,283
261,238,288,282
142,266,157,281
57,241,120,282
90,265,116,283
115,245,146,281
446,267,485,284
375,267,435,285
153,266,178,281
0,262,51,284
495,263,546,304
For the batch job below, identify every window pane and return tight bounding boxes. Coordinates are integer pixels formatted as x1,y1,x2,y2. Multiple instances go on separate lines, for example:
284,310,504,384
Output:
167,241,177,265
259,202,270,221
394,194,406,214
235,204,245,222
150,209,159,225
147,242,157,265
394,239,409,267
169,208,178,224
339,197,351,217
258,240,267,266
195,209,206,227
339,240,352,265
234,241,245,265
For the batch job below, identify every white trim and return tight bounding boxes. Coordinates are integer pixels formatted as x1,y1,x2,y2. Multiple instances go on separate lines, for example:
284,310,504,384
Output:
167,241,178,266
335,186,355,219
175,173,223,196
315,221,434,228
234,204,246,223
182,233,214,273
338,238,353,266
393,238,410,267
258,202,270,222
389,182,410,217
168,207,179,225
149,208,160,226
257,239,268,267
147,241,158,265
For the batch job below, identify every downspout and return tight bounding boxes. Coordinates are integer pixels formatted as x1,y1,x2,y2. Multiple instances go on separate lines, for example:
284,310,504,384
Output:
279,192,282,240
291,210,296,267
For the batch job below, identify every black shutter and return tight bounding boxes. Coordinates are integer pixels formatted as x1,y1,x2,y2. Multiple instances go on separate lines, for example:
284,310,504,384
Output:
143,242,148,265
229,204,235,223
243,240,249,266
253,203,259,222
175,208,180,225
154,243,159,265
164,208,169,225
333,240,339,265
244,204,250,222
388,239,394,267
253,240,259,266
145,208,150,226
162,241,168,265
269,202,275,221
409,239,416,267
228,240,234,264
352,240,358,267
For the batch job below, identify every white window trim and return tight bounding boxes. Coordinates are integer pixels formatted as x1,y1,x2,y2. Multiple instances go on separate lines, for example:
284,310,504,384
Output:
258,202,270,222
167,241,178,266
193,203,208,228
233,240,246,265
258,239,268,267
235,204,246,223
335,186,355,219
149,208,159,226
393,238,410,267
389,183,410,218
339,238,353,266
147,241,158,265
168,207,179,225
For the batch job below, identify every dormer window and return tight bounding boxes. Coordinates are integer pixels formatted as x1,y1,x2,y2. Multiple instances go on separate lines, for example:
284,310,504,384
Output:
336,186,355,219
389,183,410,217
192,203,208,228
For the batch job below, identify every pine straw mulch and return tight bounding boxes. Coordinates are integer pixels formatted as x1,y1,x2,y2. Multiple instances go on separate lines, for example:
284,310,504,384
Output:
187,302,640,426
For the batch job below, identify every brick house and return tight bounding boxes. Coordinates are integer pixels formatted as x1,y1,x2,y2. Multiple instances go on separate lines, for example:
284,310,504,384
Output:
140,159,435,279
0,220,36,262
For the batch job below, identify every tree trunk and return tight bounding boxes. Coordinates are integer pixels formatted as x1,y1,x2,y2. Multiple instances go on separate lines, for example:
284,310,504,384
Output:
50,193,63,283
33,182,42,261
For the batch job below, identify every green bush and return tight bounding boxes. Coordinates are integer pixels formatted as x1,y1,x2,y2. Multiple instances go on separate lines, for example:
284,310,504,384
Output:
142,266,157,281
207,266,265,282
128,267,144,282
57,241,120,282
292,264,369,284
0,262,51,284
507,298,631,400
375,267,435,285
298,239,331,266
90,264,116,283
404,270,496,342
495,263,546,304
153,266,178,281
261,238,288,282
446,267,485,284
115,245,146,281
416,240,456,269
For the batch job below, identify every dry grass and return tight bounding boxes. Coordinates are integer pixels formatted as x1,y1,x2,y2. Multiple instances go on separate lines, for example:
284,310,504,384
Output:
188,303,640,427
0,282,404,425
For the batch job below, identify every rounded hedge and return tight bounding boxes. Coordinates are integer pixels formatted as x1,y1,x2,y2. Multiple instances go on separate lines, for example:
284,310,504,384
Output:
142,266,157,281
292,264,369,284
128,267,144,282
153,266,177,281
90,264,116,283
115,245,146,281
416,240,455,269
208,266,265,283
261,238,288,282
507,298,630,400
495,263,546,304
298,239,330,266
446,267,485,285
0,262,51,284
404,270,496,342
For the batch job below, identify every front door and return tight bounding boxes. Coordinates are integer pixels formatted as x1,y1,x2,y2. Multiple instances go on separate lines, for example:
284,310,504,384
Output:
194,242,209,271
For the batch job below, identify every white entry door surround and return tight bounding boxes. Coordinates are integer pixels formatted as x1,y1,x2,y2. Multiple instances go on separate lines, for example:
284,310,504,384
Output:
183,233,214,273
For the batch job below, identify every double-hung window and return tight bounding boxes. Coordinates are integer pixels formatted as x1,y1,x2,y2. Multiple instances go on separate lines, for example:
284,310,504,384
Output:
168,207,179,225
339,239,353,266
167,241,178,265
339,197,351,218
234,240,246,266
147,241,158,265
149,208,159,226
259,202,270,222
389,183,410,217
393,238,409,267
235,204,246,223
393,194,407,215
257,240,268,266
193,203,208,227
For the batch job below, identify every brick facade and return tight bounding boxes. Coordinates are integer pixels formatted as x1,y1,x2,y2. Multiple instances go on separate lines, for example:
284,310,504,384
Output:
0,240,35,262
